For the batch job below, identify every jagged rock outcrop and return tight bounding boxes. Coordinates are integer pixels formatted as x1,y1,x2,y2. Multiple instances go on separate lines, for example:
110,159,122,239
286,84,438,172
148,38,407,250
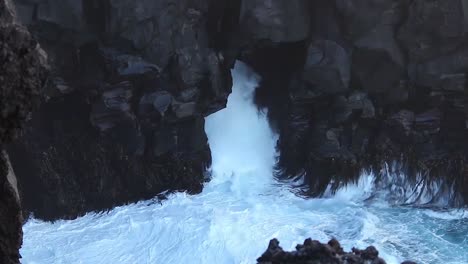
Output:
0,1,47,262
257,238,416,264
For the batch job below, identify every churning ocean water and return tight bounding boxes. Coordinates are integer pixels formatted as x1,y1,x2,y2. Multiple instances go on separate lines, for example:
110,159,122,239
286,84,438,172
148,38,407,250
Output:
21,62,468,264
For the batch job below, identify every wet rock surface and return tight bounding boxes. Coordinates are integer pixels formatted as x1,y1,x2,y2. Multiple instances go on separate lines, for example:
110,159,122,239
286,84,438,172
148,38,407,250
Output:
257,238,414,264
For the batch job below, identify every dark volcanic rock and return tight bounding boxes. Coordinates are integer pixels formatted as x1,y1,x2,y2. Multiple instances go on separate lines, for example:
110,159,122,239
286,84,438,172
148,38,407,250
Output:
244,0,468,204
7,0,232,220
302,39,351,96
90,81,135,132
398,0,468,62
0,153,23,264
335,0,396,41
0,24,46,145
257,238,413,264
0,1,47,262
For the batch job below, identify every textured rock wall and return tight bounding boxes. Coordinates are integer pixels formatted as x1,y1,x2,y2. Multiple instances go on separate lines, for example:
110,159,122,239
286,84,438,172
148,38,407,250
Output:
5,0,468,222
0,0,47,262
8,0,234,220
238,0,468,205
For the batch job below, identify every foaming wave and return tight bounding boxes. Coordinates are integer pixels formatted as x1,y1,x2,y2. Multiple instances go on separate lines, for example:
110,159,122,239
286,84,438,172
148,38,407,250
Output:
324,161,464,208
377,162,463,207
324,171,375,203
204,61,278,195
422,209,468,220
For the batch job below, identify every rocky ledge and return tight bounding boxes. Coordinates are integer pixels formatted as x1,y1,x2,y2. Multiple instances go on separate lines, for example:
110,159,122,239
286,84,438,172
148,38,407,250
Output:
257,238,416,264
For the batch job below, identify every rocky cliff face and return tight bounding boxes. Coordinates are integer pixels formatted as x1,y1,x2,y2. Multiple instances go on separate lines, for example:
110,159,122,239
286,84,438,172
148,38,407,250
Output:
0,0,47,262
2,0,468,261
8,0,236,220
3,0,468,223
237,0,468,206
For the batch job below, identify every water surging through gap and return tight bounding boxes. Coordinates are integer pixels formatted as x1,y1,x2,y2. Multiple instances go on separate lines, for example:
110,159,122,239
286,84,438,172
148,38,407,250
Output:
21,62,468,264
